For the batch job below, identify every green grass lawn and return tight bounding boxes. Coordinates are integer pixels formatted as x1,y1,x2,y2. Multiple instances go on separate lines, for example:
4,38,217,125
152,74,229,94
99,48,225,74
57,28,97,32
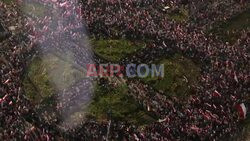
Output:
168,7,189,23
23,57,55,103
23,53,85,103
209,9,250,44
23,52,155,126
20,2,48,18
142,54,200,98
93,39,145,62
2,0,15,4
87,81,156,126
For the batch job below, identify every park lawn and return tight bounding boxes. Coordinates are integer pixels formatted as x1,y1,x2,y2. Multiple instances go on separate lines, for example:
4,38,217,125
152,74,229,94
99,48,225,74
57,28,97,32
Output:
2,0,15,4
87,81,156,126
20,2,49,18
143,54,200,98
93,39,145,62
41,53,86,91
23,57,55,103
168,7,189,23
209,8,250,44
23,53,85,103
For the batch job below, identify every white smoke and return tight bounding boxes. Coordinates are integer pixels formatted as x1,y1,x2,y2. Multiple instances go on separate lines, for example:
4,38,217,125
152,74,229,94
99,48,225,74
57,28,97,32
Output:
22,0,94,129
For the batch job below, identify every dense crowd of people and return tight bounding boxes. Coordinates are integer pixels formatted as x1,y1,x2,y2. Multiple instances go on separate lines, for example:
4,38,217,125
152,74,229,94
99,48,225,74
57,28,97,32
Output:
0,1,37,140
80,0,250,140
0,0,249,140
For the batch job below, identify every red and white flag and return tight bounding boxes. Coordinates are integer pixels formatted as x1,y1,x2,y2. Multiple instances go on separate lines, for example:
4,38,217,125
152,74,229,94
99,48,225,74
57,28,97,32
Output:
235,103,247,120
212,90,221,97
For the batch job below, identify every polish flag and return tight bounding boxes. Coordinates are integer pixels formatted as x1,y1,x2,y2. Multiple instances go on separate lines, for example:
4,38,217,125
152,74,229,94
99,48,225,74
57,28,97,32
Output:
235,103,247,120
212,90,221,97
190,125,200,133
